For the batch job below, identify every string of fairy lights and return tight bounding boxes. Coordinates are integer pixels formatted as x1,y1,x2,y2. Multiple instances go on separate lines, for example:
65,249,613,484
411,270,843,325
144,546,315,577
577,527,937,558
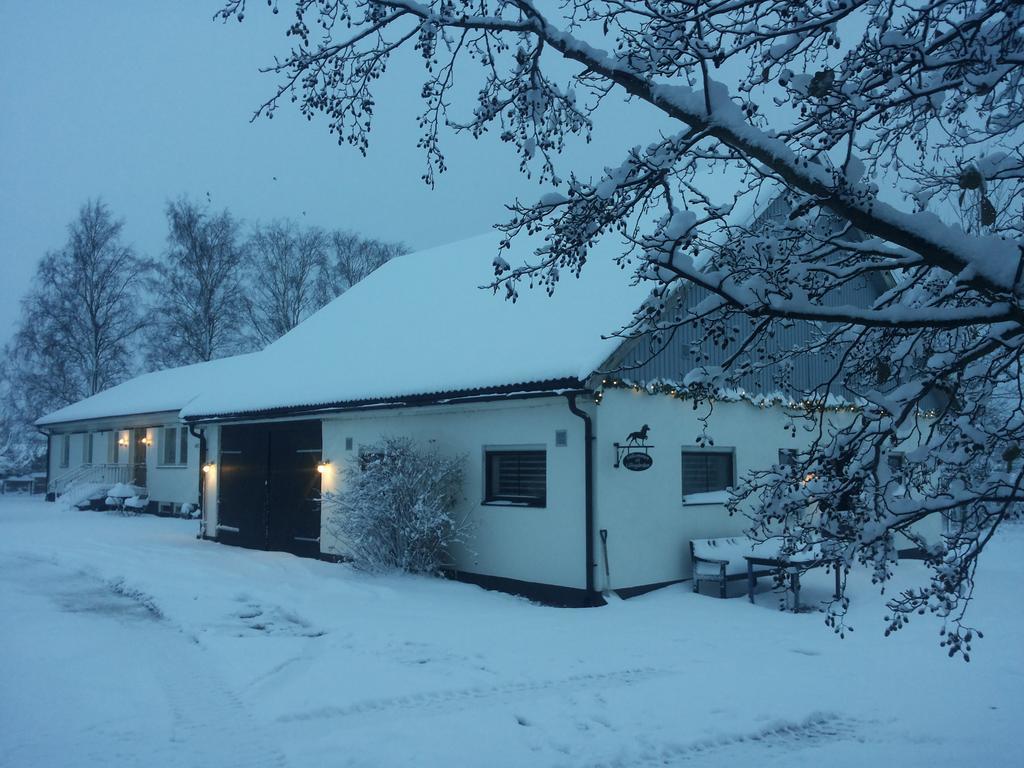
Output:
594,378,940,418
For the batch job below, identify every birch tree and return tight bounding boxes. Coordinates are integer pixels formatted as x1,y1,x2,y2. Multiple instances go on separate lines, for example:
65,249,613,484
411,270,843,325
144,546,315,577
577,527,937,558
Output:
148,198,251,366
1,200,148,463
327,229,408,296
222,0,1024,653
244,220,331,345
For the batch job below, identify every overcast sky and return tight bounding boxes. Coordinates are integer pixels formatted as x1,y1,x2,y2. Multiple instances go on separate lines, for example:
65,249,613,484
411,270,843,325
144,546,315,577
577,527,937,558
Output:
0,2,670,347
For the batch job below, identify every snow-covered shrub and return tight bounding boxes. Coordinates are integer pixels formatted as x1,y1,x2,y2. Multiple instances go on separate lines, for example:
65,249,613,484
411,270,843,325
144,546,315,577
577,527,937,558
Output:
323,437,468,574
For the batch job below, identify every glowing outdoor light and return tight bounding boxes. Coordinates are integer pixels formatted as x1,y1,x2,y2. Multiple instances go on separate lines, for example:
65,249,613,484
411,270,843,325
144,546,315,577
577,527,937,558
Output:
202,462,215,474
316,460,331,474
118,434,129,447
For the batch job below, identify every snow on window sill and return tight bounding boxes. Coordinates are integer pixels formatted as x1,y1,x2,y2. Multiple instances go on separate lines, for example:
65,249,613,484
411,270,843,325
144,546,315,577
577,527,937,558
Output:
481,500,546,509
682,490,731,507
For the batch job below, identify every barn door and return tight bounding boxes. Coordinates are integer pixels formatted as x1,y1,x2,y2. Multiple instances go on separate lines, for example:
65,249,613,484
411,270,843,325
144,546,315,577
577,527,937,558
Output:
267,420,322,557
217,424,269,549
216,420,322,556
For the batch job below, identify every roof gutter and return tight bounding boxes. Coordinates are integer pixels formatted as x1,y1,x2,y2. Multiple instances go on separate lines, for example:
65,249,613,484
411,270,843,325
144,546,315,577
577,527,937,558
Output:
565,392,600,606
183,381,586,425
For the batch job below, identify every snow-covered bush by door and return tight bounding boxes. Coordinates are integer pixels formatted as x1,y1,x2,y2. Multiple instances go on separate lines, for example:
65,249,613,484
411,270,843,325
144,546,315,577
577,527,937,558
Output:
323,437,468,574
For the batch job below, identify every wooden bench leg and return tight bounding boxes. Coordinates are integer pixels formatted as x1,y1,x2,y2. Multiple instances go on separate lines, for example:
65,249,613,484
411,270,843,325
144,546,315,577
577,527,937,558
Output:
747,561,755,604
720,579,727,599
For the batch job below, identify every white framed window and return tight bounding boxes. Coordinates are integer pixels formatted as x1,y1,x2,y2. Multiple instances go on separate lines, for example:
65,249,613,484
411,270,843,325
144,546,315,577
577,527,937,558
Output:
484,449,546,507
682,448,735,503
59,434,70,468
160,426,189,466
887,451,906,476
107,432,119,464
84,433,94,464
778,448,798,467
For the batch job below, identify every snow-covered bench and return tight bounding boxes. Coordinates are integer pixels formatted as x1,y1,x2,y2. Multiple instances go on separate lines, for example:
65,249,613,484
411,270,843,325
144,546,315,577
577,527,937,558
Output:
689,537,779,598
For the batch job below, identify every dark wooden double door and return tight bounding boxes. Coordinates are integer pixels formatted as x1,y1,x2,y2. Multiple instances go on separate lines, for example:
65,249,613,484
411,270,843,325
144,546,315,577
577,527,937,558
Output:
217,420,322,557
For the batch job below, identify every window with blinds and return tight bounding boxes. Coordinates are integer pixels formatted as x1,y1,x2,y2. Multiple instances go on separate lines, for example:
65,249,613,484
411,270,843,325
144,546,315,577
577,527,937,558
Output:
485,450,546,507
681,450,734,496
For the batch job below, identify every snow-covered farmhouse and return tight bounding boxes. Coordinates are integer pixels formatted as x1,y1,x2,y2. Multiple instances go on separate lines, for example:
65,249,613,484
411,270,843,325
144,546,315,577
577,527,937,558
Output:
37,232,937,605
36,355,254,515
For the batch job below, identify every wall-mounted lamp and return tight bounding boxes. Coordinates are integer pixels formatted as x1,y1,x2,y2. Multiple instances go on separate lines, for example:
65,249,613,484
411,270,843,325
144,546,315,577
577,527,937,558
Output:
117,434,129,447
316,460,331,474
141,436,153,446
202,462,215,474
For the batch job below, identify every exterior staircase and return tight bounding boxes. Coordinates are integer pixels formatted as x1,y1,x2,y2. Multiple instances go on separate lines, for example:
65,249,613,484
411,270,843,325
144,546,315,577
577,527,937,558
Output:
48,463,144,497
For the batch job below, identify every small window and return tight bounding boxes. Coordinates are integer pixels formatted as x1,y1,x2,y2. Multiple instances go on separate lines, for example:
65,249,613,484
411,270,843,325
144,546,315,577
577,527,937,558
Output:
485,450,546,507
887,452,906,478
160,426,188,466
778,448,798,467
59,435,70,468
107,432,119,464
555,430,567,447
162,427,177,465
682,449,734,499
84,433,94,464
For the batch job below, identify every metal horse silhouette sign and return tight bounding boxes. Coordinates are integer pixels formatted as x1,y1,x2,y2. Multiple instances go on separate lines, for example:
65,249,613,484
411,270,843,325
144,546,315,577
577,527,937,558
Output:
614,424,654,471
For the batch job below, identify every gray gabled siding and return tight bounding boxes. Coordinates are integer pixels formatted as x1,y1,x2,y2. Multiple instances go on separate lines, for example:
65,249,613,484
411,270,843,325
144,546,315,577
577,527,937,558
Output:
601,193,927,405
605,280,885,401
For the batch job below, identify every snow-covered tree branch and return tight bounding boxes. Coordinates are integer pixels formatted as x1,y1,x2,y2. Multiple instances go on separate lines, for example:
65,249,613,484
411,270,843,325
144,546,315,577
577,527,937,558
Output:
225,0,1024,652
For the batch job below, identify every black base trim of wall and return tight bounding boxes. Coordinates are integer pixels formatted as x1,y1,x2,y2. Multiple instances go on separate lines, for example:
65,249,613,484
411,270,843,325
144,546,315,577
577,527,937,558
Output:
614,579,687,600
451,571,604,608
318,552,350,564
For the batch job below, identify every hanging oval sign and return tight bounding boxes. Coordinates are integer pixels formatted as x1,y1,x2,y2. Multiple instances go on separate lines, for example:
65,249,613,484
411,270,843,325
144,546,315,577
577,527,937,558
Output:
622,452,653,471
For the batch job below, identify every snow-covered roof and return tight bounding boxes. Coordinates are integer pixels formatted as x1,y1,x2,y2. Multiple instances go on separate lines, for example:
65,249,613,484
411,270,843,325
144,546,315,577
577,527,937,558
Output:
35,354,259,427
181,232,650,419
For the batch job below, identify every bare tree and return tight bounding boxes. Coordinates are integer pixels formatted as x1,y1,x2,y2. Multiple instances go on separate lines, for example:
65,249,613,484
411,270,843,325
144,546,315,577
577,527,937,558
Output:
0,200,149,464
148,198,251,367
327,230,408,297
223,0,1024,652
244,221,331,345
243,222,404,346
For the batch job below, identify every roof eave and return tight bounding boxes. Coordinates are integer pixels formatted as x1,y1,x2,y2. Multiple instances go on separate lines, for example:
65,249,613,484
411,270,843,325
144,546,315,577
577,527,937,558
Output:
182,379,590,425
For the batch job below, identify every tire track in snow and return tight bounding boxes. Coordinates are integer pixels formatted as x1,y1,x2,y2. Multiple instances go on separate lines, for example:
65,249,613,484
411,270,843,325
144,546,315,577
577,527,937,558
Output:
280,666,668,723
589,712,863,767
0,553,290,768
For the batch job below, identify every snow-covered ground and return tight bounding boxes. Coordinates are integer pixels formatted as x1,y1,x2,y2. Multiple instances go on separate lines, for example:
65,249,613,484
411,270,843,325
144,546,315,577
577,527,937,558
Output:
0,497,1020,767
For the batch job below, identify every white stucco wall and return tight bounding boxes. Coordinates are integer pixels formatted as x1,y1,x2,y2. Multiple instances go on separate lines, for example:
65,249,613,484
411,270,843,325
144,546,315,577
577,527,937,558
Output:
143,424,201,508
593,389,805,590
593,389,942,591
202,424,220,534
319,398,590,590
